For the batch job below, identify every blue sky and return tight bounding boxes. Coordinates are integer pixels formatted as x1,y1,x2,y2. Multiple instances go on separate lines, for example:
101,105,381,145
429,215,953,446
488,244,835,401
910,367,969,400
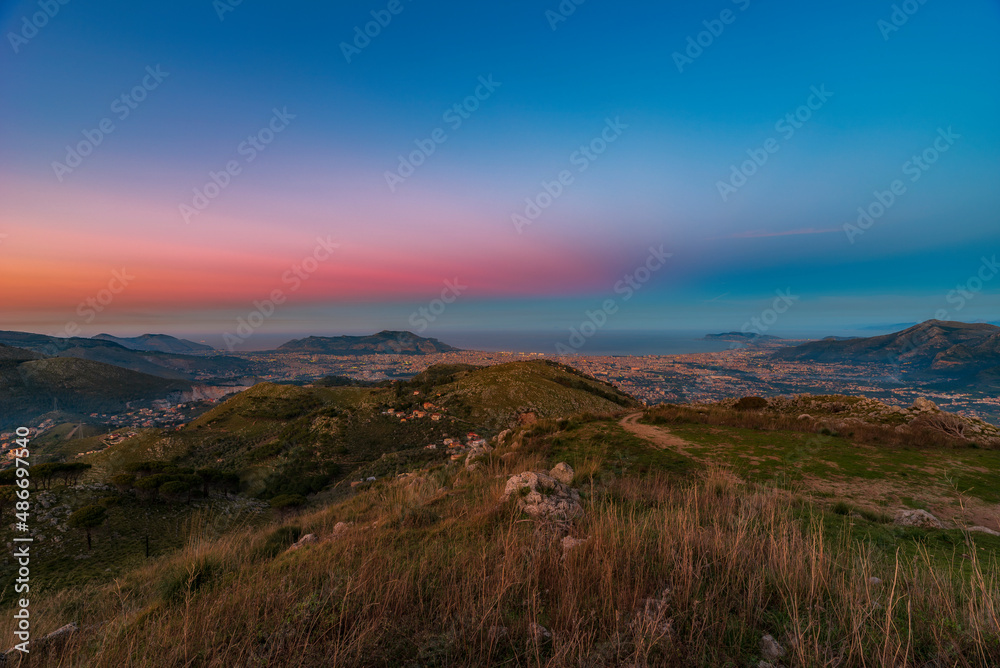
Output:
0,0,998,347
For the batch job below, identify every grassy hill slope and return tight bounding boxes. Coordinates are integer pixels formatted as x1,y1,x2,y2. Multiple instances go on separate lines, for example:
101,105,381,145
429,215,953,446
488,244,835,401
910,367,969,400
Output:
8,409,999,667
3,365,998,666
0,355,193,429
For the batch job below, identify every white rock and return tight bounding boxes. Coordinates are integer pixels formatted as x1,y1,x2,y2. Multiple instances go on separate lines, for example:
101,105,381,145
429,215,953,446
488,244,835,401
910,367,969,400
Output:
968,525,1000,537
287,533,318,552
894,509,943,529
549,462,575,485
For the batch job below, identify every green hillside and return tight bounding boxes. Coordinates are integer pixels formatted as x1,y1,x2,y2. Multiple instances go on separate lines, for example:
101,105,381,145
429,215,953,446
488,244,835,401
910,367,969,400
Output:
2,365,998,667
0,355,193,429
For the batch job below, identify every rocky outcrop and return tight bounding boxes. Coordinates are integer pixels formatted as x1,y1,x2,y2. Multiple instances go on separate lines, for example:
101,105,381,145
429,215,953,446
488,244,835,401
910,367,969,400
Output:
501,472,582,521
287,533,317,551
894,509,943,529
465,441,492,470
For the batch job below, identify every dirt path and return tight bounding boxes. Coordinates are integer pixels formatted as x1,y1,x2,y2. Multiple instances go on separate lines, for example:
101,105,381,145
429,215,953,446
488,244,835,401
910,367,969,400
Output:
619,412,698,458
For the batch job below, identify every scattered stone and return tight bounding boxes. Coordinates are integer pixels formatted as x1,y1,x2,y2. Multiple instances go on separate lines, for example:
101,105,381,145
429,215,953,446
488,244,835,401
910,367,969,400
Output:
549,462,574,485
894,509,943,529
868,576,882,586
561,535,588,558
500,472,582,521
287,533,317,551
910,397,938,413
39,622,78,645
633,590,673,636
797,414,813,421
967,525,1000,537
528,622,551,642
330,521,353,538
466,440,492,470
760,634,786,662
495,429,512,446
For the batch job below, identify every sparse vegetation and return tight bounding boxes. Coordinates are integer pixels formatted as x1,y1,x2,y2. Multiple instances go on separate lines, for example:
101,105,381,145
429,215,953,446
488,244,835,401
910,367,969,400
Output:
2,366,998,666
9,434,999,667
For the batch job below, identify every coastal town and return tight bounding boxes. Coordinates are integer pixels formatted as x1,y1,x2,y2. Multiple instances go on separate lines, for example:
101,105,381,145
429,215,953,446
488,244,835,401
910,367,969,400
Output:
4,341,998,463
232,346,1000,424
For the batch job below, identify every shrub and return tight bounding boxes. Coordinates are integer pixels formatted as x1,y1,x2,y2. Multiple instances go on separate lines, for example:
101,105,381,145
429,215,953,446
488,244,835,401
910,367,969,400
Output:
68,504,107,550
399,505,440,529
257,525,302,558
269,494,307,518
734,396,769,411
159,481,190,504
159,557,219,604
109,473,136,493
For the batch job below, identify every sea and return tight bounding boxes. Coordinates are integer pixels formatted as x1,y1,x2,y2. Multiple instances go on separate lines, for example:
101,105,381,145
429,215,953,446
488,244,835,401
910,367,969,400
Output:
191,330,743,355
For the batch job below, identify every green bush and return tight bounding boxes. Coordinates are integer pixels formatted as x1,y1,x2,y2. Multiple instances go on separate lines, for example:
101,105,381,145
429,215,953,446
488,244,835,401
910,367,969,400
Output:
159,557,219,604
734,396,769,411
269,494,307,513
257,525,302,558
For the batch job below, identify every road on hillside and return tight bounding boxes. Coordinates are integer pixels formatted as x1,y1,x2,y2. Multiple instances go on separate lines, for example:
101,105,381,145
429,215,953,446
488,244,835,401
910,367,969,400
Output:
619,412,696,458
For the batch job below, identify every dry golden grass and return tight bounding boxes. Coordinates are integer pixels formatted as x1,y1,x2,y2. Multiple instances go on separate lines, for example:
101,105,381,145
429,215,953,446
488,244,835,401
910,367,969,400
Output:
9,446,1000,667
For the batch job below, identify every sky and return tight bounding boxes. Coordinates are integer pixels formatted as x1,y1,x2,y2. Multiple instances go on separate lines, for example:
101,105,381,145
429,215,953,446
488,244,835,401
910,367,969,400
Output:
1,0,998,350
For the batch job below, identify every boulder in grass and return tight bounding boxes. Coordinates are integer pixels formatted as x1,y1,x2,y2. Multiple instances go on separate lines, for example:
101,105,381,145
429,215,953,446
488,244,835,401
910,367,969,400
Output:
549,462,574,485
894,509,943,529
760,634,786,662
501,472,582,521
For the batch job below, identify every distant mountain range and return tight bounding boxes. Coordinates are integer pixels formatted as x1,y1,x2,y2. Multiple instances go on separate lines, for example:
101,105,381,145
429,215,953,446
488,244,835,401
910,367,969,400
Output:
773,320,1000,389
0,331,249,381
704,332,782,343
93,333,214,353
0,344,194,429
276,331,460,355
